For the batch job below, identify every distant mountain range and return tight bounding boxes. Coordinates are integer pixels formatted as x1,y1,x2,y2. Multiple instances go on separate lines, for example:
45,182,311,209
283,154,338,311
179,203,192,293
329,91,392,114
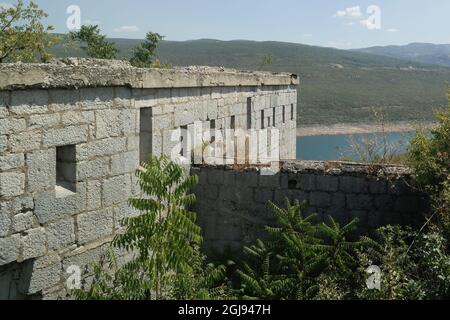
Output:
353,43,450,67
50,39,450,125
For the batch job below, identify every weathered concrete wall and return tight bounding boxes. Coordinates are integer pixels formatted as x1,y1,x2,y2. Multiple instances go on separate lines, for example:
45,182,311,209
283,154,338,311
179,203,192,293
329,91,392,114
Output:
0,59,298,299
192,161,428,256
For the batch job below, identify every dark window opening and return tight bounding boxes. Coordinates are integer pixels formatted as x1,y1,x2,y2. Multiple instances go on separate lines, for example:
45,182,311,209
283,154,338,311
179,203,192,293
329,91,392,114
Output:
180,125,188,157
140,107,153,163
291,104,294,121
282,105,286,123
261,110,265,129
273,107,276,127
231,116,235,130
56,145,76,194
246,98,252,130
210,120,216,143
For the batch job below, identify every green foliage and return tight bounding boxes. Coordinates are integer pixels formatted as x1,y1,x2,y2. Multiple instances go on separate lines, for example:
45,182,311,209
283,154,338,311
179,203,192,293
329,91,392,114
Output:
72,155,229,300
236,199,370,300
49,38,450,125
69,25,118,59
129,32,166,68
257,54,273,70
409,90,450,235
0,0,57,63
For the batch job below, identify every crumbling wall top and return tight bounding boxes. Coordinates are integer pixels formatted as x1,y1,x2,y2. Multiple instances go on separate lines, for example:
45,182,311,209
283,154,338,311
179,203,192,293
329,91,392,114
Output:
0,58,299,90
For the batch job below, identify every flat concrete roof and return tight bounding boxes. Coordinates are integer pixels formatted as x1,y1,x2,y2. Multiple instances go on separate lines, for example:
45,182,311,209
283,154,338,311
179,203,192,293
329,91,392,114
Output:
0,58,299,90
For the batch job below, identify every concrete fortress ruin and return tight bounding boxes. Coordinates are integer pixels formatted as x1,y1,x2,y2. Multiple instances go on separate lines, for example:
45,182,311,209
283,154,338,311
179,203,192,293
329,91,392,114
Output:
0,59,426,299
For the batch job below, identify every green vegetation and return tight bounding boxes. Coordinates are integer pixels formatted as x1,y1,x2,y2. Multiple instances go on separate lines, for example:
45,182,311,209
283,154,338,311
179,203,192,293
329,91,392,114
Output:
49,38,450,126
72,155,231,300
354,43,450,68
129,32,166,68
0,0,57,63
68,25,119,59
73,94,450,300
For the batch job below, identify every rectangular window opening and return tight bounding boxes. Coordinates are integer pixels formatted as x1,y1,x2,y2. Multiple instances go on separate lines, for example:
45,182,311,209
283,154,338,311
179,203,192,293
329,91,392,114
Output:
231,115,236,130
210,120,216,143
261,110,265,129
140,107,153,163
246,98,252,130
180,125,188,157
291,104,294,121
272,107,276,127
282,105,286,123
56,145,76,196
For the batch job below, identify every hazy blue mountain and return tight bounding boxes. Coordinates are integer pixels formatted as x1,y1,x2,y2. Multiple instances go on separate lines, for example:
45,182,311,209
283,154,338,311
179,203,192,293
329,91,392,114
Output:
353,43,450,67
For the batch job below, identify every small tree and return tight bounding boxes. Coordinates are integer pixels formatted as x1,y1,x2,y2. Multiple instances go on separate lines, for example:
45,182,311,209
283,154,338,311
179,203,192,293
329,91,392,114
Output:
73,155,229,300
0,0,57,63
69,25,119,59
130,32,164,67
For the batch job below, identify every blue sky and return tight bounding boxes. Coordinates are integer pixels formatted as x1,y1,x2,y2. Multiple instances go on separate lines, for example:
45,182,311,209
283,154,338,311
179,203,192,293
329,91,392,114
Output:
3,0,450,49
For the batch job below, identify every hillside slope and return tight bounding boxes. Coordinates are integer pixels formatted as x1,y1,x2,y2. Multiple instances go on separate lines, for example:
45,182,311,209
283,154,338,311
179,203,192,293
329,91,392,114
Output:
51,39,450,125
354,43,450,67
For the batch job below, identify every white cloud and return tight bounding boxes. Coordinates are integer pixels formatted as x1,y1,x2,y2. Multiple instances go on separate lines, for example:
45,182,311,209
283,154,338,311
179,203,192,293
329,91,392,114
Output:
113,25,140,33
333,6,362,19
387,28,399,33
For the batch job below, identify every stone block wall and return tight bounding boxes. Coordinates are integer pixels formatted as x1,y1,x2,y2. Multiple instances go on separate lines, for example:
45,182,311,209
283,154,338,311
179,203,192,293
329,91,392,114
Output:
191,161,429,256
0,59,298,299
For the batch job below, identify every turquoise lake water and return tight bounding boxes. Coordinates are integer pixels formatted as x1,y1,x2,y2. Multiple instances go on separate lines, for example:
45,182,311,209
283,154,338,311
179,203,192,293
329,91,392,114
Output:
296,131,416,161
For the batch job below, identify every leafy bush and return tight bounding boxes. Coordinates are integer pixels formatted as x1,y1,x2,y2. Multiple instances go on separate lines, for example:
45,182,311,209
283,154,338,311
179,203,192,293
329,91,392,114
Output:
236,200,370,300
72,155,230,300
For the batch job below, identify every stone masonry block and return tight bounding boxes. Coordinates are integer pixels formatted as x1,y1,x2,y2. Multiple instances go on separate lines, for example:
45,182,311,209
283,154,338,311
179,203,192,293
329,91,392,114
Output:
0,153,24,171
0,135,7,154
77,157,110,181
76,137,127,161
29,114,60,129
34,183,86,224
87,180,102,211
346,194,373,210
21,228,46,261
110,150,139,176
0,172,25,198
0,204,11,237
77,208,114,244
259,174,280,188
0,235,20,266
102,175,130,206
8,196,34,214
340,176,369,193
95,109,122,139
43,126,88,147
10,90,49,115
9,131,42,152
298,173,316,191
0,118,26,134
19,253,61,295
12,212,35,233
78,87,114,110
47,218,75,251
27,148,56,193
309,192,331,208
316,175,339,192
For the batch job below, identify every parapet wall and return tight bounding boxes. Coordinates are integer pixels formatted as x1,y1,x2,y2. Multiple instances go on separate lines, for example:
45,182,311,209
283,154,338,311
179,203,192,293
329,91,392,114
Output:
0,59,298,299
191,161,429,255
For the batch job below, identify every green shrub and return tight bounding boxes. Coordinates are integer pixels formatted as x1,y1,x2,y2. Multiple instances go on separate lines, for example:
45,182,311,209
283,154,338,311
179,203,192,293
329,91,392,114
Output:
72,155,229,300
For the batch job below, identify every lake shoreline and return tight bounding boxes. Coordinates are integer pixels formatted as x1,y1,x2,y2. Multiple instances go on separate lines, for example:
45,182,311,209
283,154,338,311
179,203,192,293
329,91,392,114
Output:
297,121,436,137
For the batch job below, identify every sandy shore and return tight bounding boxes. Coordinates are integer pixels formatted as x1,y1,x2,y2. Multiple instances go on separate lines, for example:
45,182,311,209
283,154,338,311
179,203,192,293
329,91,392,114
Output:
297,121,436,137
